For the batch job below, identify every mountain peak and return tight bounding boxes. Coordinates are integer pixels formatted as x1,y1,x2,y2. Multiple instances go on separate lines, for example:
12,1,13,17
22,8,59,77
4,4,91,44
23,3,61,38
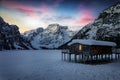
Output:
46,24,60,32
0,16,5,24
103,2,120,13
96,2,120,24
73,2,120,47
23,24,76,49
48,24,60,27
46,24,68,33
0,16,33,50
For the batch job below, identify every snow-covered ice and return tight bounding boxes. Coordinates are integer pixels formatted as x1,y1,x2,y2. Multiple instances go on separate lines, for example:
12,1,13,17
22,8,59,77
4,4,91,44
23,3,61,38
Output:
0,50,120,80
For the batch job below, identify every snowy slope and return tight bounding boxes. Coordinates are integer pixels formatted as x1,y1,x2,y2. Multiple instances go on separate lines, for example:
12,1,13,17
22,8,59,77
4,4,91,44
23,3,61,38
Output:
23,24,76,49
0,17,33,50
23,27,44,41
0,50,120,80
73,2,120,47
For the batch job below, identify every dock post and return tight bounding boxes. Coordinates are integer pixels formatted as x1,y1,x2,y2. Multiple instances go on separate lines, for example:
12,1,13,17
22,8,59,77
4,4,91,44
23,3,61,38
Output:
79,54,81,62
61,52,63,61
96,55,98,61
105,54,106,61
74,54,77,62
69,54,71,62
64,53,66,61
101,54,103,61
90,54,93,64
108,54,110,61
118,53,119,59
111,53,113,61
115,53,117,60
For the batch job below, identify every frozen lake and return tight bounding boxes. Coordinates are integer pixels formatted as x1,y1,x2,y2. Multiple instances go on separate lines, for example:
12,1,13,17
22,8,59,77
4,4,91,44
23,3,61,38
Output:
0,50,120,80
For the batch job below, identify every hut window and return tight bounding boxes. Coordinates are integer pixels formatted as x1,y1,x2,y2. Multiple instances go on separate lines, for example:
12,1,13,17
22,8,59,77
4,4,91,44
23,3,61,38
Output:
79,45,82,51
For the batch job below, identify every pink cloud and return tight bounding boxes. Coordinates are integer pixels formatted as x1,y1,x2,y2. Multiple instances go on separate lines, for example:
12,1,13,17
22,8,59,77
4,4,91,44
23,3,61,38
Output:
76,0,95,26
17,9,39,18
75,10,95,26
1,1,52,18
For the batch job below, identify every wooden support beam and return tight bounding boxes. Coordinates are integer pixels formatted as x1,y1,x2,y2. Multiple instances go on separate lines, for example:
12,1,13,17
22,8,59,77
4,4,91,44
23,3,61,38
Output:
74,54,77,63
111,54,113,61
61,53,63,61
64,53,66,61
105,54,106,61
99,54,101,60
90,55,93,64
118,53,120,59
79,54,81,62
101,54,103,61
115,53,117,60
96,55,98,61
69,54,71,62
117,53,119,60
108,54,110,61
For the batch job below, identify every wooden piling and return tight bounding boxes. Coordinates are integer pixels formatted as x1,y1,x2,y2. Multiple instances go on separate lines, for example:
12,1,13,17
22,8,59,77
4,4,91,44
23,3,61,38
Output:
61,52,63,61
74,54,77,62
69,54,71,62
79,54,81,62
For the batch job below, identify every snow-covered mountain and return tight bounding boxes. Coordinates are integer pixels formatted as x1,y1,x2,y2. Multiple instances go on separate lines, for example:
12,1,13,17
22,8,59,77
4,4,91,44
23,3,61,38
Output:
0,17,33,50
23,27,44,41
23,24,76,49
73,2,120,47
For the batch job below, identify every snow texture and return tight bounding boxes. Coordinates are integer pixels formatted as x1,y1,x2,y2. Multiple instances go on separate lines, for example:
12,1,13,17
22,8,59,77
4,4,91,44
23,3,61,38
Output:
73,3,120,47
0,50,120,80
23,24,76,49
0,17,33,50
68,39,117,46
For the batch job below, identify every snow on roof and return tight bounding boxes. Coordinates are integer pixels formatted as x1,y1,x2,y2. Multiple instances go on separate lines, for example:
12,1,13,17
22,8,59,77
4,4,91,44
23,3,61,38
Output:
68,39,116,47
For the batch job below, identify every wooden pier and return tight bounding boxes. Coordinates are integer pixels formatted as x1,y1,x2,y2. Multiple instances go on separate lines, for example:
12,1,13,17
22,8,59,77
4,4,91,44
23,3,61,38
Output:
61,50,120,63
61,39,118,64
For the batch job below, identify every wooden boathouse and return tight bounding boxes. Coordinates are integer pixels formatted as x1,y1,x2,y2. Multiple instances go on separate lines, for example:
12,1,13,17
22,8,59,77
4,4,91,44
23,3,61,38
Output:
61,39,118,63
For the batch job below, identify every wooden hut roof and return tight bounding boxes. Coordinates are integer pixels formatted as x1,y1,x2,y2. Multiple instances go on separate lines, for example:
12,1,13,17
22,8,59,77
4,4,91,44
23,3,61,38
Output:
68,39,116,47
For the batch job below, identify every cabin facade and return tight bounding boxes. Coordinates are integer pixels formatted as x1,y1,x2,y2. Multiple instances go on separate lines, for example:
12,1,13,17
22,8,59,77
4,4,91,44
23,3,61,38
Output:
62,39,118,63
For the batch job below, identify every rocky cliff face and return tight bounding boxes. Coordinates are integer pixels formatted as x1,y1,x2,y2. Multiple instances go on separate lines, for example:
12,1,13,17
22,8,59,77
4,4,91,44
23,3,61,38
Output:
23,24,76,49
73,3,120,47
0,17,33,50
